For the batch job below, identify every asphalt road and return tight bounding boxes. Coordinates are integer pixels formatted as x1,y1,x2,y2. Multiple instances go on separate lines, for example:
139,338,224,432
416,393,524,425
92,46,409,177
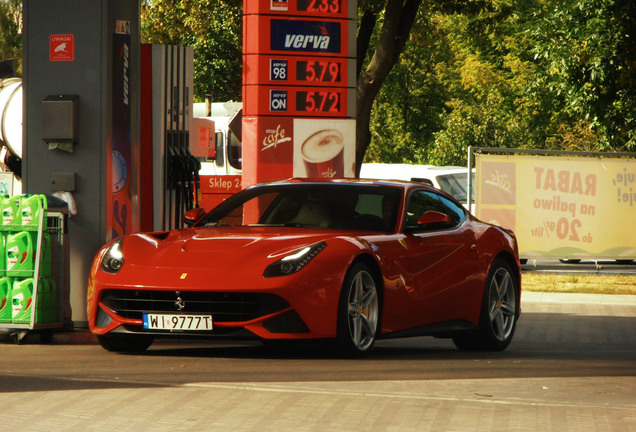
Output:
1,292,635,431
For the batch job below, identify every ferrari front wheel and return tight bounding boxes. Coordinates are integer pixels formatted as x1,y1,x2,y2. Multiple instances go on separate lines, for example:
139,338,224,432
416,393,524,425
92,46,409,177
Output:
453,258,519,351
336,263,380,357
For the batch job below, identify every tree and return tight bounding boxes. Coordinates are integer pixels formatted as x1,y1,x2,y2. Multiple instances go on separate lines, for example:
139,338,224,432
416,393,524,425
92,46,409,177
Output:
0,0,22,77
364,4,450,164
141,0,243,102
364,0,636,167
427,0,544,165
356,0,424,172
526,0,636,151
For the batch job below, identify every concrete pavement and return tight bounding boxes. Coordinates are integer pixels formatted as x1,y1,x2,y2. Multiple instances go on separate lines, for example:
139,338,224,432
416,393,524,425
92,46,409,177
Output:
2,376,635,431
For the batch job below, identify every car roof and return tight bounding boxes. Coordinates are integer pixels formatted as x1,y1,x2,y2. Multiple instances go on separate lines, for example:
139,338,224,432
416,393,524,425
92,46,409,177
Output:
252,177,412,187
247,177,448,197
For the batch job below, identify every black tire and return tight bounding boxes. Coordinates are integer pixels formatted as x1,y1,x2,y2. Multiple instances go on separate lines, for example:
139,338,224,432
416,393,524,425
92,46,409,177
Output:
453,258,519,351
335,262,381,357
98,334,154,353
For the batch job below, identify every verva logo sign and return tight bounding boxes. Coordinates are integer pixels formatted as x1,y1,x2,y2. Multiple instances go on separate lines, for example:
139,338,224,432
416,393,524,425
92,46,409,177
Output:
50,34,74,61
270,20,341,54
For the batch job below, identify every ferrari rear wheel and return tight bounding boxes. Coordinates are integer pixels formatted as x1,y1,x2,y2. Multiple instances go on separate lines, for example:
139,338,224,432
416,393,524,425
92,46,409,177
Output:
336,263,380,356
453,258,518,351
98,334,154,353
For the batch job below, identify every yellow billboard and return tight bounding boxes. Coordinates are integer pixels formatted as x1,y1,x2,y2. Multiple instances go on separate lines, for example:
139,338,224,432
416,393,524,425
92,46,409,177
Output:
475,154,636,260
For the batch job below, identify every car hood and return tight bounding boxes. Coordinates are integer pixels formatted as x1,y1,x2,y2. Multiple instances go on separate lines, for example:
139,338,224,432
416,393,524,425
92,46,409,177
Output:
119,226,353,270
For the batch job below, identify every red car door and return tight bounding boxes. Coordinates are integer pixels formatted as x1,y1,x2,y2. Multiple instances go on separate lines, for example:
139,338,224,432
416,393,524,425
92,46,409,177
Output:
389,189,484,329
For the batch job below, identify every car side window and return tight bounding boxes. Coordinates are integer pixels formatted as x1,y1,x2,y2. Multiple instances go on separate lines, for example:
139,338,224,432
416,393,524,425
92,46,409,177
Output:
437,194,465,225
405,190,465,231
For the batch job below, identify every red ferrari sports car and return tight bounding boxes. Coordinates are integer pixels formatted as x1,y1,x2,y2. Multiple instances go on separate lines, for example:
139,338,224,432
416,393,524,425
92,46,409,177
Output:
87,179,521,356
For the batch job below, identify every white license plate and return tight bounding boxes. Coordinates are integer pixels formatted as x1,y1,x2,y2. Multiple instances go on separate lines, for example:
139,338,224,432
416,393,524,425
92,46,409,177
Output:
143,314,213,331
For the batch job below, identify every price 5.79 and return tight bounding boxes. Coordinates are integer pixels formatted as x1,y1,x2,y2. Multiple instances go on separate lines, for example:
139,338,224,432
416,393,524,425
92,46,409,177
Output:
297,60,341,83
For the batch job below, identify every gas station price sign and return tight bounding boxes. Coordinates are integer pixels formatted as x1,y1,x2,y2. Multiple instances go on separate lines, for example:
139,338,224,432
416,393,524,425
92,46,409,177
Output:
244,85,355,118
244,0,356,19
242,0,357,187
244,55,355,87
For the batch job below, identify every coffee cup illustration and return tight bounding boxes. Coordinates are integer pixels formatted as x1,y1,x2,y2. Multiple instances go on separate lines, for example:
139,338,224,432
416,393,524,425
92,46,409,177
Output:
301,129,344,178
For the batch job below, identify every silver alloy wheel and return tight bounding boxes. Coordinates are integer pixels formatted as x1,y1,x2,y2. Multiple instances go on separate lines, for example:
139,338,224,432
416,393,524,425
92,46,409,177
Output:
487,267,516,341
346,270,379,351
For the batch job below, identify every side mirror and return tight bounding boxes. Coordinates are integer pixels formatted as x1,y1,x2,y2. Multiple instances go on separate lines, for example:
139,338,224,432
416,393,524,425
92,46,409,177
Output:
184,207,207,227
417,210,451,226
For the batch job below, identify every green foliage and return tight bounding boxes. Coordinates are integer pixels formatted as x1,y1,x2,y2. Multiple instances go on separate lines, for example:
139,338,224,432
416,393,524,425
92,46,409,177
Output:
141,0,243,102
428,1,543,164
0,0,22,76
367,0,636,166
526,0,636,151
365,6,448,163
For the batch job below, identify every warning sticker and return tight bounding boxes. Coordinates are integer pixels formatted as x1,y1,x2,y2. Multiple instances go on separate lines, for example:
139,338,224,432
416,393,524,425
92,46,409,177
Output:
50,34,74,62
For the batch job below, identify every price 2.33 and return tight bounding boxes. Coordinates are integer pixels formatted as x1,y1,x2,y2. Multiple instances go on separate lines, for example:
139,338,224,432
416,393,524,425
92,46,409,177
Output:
297,0,341,13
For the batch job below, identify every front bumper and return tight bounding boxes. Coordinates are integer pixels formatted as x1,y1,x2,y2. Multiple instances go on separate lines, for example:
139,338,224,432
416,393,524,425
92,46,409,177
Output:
93,289,311,339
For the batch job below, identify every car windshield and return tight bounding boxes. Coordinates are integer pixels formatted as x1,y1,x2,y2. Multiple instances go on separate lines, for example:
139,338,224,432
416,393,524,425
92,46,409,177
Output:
196,183,402,233
436,173,475,203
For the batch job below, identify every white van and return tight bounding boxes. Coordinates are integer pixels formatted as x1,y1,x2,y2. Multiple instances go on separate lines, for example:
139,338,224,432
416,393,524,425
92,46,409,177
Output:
360,163,474,209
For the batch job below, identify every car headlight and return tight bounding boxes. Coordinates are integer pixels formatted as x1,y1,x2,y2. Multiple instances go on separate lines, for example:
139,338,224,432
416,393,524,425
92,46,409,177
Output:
101,238,124,274
263,241,327,277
